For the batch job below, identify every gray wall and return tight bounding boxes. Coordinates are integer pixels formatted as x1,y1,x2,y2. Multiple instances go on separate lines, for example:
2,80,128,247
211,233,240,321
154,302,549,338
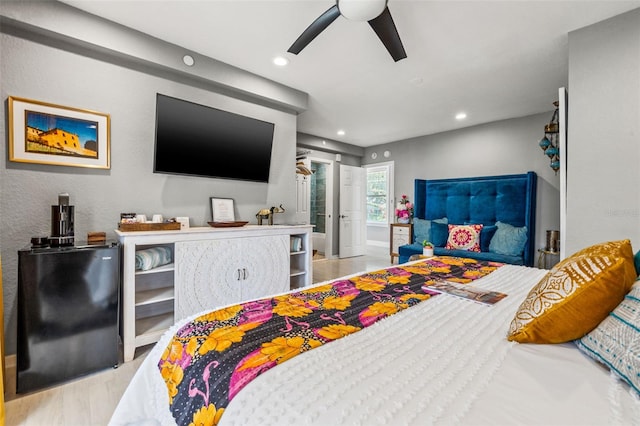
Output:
1,12,300,354
363,112,561,252
566,9,640,255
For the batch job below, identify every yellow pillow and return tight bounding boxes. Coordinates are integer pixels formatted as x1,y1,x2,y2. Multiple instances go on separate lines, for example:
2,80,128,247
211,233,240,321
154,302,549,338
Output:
508,240,637,343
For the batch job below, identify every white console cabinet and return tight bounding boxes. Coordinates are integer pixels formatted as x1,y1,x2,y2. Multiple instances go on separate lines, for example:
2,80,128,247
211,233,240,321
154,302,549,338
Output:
116,225,312,362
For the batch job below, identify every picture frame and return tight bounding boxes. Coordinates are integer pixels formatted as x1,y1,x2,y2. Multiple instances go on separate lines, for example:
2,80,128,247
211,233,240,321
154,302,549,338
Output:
8,96,111,169
210,197,235,222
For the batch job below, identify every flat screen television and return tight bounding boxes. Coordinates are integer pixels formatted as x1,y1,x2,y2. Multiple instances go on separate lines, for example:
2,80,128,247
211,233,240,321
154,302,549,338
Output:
154,94,275,182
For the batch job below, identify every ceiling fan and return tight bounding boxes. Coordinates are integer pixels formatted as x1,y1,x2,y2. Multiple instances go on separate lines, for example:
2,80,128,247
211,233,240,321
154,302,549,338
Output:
287,0,407,62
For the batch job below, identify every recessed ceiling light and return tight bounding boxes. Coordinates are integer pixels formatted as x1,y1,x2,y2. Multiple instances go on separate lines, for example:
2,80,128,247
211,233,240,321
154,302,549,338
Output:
182,54,195,67
273,56,289,66
337,130,345,136
455,112,467,120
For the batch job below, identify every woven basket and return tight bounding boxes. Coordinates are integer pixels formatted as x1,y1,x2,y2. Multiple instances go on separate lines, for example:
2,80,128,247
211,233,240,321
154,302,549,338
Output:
118,222,181,232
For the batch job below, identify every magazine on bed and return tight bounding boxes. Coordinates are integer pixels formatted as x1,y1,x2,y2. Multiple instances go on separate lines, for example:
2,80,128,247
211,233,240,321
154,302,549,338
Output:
422,280,508,305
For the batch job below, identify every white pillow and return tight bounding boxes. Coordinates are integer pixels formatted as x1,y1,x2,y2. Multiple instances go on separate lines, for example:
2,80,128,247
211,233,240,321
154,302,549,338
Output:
577,279,640,395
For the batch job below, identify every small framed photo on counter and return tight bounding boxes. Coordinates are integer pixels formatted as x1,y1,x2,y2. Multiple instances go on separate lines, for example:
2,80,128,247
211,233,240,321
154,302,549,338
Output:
210,197,235,222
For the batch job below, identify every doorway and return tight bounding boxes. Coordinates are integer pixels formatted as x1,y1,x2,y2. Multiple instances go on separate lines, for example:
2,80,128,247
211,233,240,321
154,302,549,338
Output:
309,158,333,259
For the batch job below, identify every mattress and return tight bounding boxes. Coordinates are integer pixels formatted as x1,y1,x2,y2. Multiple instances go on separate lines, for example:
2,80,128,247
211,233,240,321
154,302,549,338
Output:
110,262,640,426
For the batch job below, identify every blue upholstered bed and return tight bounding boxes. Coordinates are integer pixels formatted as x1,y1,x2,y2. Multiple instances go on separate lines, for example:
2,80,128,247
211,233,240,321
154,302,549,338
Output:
398,172,537,266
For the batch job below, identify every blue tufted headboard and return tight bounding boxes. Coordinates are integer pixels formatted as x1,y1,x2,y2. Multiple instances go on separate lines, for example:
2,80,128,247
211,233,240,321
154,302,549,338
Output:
413,172,537,266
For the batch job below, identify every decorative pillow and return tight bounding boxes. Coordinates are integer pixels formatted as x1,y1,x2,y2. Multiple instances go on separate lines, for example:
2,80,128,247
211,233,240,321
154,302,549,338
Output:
480,225,497,252
507,240,637,344
465,222,497,252
635,249,640,276
445,224,483,252
489,221,527,256
413,218,431,244
577,279,640,395
430,220,449,247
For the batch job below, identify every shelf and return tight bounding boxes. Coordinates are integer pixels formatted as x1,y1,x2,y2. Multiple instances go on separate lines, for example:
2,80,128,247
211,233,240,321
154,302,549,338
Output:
290,274,306,290
135,312,174,346
135,287,175,306
290,269,306,277
135,262,175,275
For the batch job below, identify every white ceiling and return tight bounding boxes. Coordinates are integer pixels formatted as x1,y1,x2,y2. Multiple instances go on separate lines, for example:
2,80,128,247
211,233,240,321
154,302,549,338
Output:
60,0,639,147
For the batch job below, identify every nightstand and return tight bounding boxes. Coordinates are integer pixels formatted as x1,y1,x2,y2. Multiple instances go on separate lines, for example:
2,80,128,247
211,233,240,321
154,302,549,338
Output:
537,249,560,269
390,223,412,263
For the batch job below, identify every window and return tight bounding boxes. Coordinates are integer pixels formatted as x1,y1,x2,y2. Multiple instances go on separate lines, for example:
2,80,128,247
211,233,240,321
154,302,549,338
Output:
365,162,394,225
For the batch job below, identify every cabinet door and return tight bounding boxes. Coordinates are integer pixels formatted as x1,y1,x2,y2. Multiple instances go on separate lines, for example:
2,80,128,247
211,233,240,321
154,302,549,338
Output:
175,239,237,320
174,235,289,320
239,234,289,301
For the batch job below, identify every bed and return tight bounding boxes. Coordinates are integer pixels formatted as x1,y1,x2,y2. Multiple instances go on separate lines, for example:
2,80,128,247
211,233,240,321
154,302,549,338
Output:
110,239,640,426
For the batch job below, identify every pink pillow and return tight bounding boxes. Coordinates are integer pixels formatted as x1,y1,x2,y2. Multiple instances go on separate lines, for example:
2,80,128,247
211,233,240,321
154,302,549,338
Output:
446,224,483,252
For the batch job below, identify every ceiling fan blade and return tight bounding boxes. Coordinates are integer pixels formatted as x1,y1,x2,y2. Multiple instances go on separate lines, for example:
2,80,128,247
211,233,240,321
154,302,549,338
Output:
368,7,407,62
288,5,341,55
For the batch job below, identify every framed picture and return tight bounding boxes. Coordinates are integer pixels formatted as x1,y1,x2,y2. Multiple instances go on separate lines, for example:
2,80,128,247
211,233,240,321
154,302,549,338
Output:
8,96,111,169
210,197,235,222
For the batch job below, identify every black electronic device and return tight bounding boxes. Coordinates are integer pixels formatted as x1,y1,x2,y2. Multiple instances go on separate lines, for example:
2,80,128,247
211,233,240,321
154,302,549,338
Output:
49,192,74,247
153,94,275,183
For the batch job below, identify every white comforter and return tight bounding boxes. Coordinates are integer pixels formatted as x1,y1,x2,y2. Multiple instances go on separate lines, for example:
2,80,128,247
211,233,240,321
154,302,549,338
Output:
110,263,640,426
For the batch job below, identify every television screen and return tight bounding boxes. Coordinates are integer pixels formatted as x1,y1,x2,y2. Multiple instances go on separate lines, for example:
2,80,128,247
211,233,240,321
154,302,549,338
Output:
154,94,275,182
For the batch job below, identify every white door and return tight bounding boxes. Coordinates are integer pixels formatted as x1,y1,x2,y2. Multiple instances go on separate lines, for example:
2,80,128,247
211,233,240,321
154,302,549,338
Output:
339,164,366,258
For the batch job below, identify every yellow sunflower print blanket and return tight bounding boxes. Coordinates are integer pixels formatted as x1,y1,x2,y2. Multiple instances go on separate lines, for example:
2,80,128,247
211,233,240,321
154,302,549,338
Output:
159,256,502,425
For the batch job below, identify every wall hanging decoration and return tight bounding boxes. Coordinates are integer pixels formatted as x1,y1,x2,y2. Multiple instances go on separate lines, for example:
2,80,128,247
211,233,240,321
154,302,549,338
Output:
8,96,111,169
539,101,560,173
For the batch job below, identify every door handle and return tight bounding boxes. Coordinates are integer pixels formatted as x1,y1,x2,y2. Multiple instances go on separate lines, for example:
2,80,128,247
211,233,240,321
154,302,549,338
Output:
340,215,348,219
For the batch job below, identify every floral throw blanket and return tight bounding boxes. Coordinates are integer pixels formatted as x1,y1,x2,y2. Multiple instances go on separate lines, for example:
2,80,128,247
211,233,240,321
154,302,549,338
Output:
158,257,502,425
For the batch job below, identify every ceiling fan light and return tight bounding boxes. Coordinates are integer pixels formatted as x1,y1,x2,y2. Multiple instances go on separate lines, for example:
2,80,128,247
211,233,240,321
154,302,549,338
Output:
338,0,388,21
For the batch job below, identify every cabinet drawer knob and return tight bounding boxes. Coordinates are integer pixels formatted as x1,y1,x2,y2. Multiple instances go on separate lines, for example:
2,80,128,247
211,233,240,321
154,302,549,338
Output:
237,268,249,280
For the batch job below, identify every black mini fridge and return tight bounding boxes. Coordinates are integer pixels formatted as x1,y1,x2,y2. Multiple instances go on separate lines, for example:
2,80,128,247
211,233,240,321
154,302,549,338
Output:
17,243,120,393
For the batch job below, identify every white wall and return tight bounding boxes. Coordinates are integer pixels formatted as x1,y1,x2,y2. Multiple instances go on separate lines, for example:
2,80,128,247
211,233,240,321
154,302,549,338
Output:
566,8,640,255
363,112,562,251
0,31,298,353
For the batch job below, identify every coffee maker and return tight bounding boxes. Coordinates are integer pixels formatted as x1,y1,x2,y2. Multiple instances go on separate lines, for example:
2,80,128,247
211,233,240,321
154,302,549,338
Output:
49,193,74,247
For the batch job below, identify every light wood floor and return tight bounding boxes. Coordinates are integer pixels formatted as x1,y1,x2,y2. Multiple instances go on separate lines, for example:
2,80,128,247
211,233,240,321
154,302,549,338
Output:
311,245,391,283
4,245,391,425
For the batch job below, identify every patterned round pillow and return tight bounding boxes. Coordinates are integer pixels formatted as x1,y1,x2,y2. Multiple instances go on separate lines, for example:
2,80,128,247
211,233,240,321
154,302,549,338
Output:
445,224,483,252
